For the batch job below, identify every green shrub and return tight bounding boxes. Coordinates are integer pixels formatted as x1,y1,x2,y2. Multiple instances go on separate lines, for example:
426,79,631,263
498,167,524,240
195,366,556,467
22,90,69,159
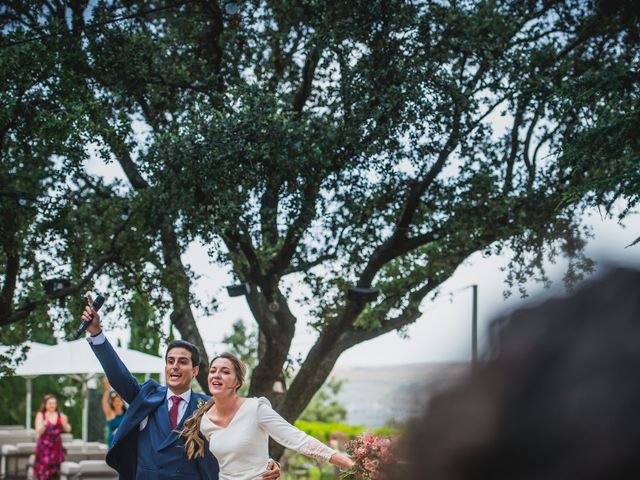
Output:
293,420,400,442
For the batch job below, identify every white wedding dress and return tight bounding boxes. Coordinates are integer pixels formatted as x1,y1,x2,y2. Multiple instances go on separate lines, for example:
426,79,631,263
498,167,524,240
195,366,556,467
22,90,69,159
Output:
200,397,336,480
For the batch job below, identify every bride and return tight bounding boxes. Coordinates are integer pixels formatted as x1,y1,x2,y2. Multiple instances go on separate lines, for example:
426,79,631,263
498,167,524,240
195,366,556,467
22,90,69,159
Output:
180,352,355,479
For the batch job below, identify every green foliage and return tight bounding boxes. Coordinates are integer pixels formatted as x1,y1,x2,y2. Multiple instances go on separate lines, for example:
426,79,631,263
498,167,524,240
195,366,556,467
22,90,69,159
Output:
128,292,161,356
294,420,399,443
0,376,29,426
221,319,258,396
300,377,347,424
222,319,258,371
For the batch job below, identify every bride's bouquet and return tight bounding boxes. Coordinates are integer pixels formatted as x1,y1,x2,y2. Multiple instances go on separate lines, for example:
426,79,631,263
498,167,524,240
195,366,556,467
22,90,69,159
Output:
341,430,394,479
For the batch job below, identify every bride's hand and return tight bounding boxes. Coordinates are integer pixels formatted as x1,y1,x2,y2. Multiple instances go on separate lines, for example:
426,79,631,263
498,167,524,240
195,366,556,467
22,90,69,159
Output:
261,459,281,479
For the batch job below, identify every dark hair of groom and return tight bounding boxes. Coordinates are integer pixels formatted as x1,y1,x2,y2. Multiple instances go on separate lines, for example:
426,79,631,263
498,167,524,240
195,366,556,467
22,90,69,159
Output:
165,340,201,367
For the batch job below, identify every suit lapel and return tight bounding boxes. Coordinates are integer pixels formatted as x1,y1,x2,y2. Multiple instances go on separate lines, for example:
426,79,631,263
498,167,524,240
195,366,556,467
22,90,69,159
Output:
111,383,166,448
158,394,171,432
185,393,201,421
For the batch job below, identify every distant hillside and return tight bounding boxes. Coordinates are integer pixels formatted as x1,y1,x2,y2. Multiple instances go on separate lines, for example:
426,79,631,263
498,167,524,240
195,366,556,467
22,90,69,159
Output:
330,363,468,428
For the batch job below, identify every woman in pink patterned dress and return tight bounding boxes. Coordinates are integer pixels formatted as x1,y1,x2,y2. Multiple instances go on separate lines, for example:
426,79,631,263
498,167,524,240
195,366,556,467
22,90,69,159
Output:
33,394,72,480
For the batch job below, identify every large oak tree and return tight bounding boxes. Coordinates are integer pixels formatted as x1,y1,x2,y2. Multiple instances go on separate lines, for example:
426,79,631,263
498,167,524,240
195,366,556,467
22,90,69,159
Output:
1,0,638,450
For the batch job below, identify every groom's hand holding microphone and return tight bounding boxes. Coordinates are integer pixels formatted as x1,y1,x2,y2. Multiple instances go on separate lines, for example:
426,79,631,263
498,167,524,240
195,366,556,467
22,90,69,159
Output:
79,292,104,337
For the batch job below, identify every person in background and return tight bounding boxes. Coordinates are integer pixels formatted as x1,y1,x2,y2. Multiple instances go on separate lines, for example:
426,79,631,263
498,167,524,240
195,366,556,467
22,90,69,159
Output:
388,266,640,480
33,394,72,480
101,376,126,448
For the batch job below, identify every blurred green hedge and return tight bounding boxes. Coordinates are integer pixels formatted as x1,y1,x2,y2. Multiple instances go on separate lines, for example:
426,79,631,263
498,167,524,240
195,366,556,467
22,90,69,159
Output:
294,420,399,442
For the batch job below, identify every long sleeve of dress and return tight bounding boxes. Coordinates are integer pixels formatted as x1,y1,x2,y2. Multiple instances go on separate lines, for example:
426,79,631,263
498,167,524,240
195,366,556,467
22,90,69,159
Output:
256,397,336,463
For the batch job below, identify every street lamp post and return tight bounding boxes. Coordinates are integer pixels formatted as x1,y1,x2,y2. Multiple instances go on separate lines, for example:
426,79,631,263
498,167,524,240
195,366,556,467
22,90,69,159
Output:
471,284,478,368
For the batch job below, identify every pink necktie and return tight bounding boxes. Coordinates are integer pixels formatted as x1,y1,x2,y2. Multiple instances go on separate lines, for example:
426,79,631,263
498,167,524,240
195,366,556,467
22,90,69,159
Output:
169,395,183,429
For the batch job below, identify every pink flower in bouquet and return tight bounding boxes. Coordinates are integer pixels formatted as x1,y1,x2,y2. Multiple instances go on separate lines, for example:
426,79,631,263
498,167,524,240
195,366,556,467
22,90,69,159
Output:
343,431,394,480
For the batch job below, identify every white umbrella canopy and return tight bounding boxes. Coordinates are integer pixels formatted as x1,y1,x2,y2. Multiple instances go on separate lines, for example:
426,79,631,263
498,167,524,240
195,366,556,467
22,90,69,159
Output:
10,339,165,443
14,338,165,376
0,341,54,360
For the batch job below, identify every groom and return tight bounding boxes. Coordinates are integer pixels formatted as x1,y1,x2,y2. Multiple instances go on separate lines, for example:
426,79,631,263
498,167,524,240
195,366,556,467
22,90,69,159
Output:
81,294,280,480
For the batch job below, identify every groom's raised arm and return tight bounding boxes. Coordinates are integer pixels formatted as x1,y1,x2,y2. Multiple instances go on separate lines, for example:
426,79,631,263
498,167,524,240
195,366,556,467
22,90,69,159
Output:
82,294,141,404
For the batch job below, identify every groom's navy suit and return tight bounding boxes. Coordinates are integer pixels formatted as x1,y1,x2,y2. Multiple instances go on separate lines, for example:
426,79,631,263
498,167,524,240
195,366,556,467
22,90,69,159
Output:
89,337,219,480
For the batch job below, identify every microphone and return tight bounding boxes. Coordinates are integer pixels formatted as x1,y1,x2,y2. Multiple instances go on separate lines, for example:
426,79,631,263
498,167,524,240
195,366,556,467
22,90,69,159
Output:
74,294,106,339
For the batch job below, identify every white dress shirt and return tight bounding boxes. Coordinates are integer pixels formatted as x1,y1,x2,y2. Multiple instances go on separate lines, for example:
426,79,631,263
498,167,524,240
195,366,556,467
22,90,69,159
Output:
86,331,107,345
166,389,191,422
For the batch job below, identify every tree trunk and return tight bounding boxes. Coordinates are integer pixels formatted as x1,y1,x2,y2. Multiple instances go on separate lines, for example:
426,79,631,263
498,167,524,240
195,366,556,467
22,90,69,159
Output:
247,290,296,404
0,252,19,325
159,219,210,390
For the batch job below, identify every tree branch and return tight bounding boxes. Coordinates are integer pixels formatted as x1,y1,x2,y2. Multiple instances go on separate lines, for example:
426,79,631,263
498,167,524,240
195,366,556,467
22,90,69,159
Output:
87,109,150,190
503,98,528,193
77,172,115,199
195,0,225,93
282,225,347,275
0,252,116,327
144,75,217,97
395,107,462,236
292,45,321,114
354,114,461,290
224,227,264,282
523,103,544,188
260,179,280,249
348,283,433,344
268,185,320,277
267,25,303,92
0,253,20,322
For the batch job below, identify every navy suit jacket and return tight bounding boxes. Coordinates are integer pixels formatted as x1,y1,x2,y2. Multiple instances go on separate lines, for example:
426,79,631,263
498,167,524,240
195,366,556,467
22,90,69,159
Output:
90,337,219,480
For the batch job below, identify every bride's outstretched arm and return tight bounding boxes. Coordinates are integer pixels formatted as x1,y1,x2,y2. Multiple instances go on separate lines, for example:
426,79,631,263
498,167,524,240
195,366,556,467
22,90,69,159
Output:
256,397,355,469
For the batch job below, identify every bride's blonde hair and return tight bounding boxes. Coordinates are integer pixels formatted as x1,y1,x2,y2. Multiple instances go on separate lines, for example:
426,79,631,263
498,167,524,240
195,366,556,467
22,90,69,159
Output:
180,352,247,459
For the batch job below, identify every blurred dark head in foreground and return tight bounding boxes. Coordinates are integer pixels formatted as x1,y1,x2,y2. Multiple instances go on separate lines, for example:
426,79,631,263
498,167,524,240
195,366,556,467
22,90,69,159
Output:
391,266,640,480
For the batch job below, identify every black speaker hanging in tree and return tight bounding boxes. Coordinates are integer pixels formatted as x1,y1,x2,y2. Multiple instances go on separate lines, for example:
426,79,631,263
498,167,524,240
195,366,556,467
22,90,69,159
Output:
347,287,380,304
226,282,251,297
43,277,71,307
